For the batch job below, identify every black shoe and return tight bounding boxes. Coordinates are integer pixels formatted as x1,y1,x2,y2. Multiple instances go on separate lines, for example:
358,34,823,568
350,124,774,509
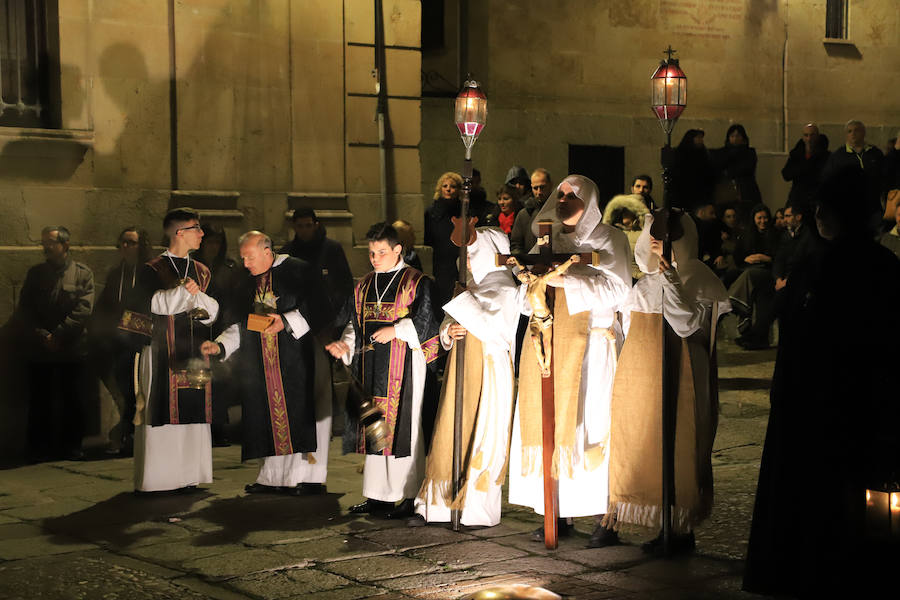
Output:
406,514,428,527
348,499,391,514
244,483,282,495
384,498,415,519
641,530,696,556
530,518,573,542
175,485,200,495
64,449,85,461
735,335,768,350
285,483,327,496
587,523,620,548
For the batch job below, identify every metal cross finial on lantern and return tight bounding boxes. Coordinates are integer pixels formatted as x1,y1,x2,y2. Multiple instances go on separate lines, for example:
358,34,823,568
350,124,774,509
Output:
650,47,687,145
455,77,487,160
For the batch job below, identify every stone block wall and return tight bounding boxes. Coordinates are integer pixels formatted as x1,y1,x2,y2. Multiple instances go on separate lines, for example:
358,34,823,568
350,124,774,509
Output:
0,0,423,458
421,0,900,215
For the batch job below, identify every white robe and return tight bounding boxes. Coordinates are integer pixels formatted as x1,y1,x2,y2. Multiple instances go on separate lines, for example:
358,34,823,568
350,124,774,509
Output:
415,254,519,526
134,254,219,492
507,268,629,517
215,254,329,488
337,259,427,503
508,174,632,518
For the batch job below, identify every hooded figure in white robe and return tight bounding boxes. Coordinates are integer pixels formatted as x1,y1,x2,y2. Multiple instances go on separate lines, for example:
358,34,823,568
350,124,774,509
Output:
415,228,519,526
508,175,631,525
607,210,731,541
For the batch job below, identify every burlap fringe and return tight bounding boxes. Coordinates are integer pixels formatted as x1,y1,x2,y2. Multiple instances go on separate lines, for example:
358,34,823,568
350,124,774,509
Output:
416,476,473,512
520,444,607,480
603,501,696,534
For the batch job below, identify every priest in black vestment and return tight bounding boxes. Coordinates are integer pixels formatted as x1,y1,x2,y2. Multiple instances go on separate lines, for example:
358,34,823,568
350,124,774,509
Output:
326,222,441,519
203,231,334,495
133,208,219,492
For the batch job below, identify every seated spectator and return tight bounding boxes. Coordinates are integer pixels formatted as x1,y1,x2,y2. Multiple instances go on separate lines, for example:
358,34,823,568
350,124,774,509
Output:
718,206,741,284
692,202,726,273
883,135,900,232
17,226,95,461
495,184,523,236
728,204,781,349
880,201,900,259
91,227,152,456
773,208,785,231
393,219,423,271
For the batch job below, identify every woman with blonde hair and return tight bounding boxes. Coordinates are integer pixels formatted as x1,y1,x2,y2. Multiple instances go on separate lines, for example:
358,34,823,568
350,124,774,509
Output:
424,170,498,314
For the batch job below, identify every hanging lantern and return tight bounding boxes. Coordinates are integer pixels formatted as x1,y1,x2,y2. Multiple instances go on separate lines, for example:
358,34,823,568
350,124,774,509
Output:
455,78,487,158
650,46,687,136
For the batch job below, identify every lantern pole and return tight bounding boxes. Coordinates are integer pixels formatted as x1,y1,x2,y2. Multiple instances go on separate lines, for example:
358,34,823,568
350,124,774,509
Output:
651,45,686,558
451,78,486,531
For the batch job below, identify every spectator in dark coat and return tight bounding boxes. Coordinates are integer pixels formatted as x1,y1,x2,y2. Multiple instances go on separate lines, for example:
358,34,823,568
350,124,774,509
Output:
671,129,715,211
281,207,354,320
91,227,152,455
711,124,763,224
424,171,498,315
17,226,95,461
781,123,830,214
821,120,885,230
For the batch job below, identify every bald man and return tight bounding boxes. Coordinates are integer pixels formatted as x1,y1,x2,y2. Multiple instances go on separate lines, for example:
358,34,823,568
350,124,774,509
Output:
202,231,333,496
781,123,830,211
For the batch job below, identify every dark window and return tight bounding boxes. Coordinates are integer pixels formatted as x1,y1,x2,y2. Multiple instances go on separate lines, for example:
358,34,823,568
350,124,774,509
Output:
1,0,60,128
825,0,848,39
568,145,625,212
421,0,445,52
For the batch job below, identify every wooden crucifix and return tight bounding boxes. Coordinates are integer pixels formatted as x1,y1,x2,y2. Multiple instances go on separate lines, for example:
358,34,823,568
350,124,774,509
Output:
495,220,599,550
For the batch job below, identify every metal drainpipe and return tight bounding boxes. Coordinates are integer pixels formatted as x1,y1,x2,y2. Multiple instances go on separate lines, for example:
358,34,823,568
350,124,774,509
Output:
375,0,388,222
168,0,178,190
782,1,790,153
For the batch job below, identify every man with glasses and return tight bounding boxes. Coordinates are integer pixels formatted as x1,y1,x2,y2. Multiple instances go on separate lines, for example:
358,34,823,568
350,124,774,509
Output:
91,227,152,456
133,208,220,493
17,226,94,461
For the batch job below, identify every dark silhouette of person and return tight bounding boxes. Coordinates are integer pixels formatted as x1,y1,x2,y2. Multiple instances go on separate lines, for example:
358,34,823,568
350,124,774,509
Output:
743,166,900,595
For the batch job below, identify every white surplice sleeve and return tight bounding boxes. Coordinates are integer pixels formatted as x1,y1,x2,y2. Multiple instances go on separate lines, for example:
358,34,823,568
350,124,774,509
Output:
560,267,630,315
338,321,355,366
394,317,421,349
216,323,240,359
660,270,709,339
151,286,219,325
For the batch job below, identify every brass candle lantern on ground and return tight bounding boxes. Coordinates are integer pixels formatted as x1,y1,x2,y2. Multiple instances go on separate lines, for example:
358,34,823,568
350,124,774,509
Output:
865,483,900,541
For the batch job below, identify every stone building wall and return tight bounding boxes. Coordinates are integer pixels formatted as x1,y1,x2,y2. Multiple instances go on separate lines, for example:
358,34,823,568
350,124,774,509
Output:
421,0,900,213
0,0,423,457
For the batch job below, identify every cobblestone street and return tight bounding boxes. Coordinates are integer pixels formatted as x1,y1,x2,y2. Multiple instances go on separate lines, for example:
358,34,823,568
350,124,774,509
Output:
0,327,776,599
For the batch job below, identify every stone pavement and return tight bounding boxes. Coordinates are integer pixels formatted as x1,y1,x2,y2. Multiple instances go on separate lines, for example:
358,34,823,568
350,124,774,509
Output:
0,334,776,599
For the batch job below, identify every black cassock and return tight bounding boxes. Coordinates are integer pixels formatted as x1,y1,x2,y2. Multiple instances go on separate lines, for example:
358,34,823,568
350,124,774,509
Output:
137,255,214,426
225,256,333,461
339,266,441,458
